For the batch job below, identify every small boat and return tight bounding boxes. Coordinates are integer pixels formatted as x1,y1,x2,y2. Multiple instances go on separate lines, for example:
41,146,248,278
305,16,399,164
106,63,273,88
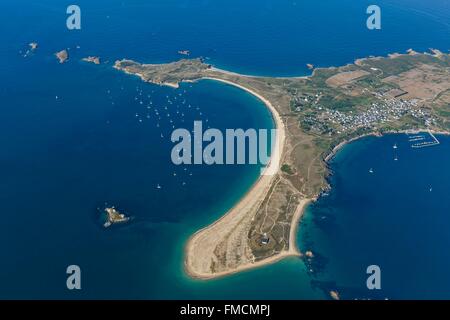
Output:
369,168,374,173
178,50,190,56
393,143,398,149
156,184,162,189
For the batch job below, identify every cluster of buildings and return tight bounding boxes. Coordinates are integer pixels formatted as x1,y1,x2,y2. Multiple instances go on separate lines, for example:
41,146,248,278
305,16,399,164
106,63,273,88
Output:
301,94,436,134
290,91,322,112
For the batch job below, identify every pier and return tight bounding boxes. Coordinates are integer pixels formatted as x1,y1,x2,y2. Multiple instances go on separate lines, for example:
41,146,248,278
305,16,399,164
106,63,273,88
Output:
410,131,440,148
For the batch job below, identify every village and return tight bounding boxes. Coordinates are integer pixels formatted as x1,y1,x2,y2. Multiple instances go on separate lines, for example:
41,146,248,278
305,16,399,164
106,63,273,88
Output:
300,94,435,135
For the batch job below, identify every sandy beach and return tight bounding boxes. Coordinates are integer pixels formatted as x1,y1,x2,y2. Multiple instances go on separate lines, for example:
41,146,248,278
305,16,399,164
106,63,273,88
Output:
110,53,450,280
184,77,312,279
185,196,311,279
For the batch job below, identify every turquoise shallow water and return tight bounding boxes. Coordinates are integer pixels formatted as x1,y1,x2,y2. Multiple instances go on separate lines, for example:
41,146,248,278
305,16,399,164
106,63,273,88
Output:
0,61,279,298
0,0,448,299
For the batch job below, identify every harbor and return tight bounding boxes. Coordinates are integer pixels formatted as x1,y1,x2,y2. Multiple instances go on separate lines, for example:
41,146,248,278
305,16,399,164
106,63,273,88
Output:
409,131,440,148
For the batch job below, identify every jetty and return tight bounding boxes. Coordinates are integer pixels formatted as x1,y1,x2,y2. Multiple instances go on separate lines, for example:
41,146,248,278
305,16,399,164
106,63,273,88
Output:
411,131,440,148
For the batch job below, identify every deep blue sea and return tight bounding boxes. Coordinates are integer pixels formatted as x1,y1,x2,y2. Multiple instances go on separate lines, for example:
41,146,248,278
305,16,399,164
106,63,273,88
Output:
299,134,450,299
0,0,448,299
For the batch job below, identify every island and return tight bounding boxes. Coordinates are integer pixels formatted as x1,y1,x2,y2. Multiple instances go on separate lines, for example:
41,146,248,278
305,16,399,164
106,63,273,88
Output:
329,290,340,300
55,49,69,64
113,50,450,279
103,206,130,228
82,56,101,65
29,42,38,51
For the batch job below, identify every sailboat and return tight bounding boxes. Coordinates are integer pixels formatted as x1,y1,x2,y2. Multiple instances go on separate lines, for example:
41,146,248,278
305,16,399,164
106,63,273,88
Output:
369,168,374,174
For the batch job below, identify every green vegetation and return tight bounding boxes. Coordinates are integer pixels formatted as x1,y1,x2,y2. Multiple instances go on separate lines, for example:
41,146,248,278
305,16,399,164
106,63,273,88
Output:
281,164,294,175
